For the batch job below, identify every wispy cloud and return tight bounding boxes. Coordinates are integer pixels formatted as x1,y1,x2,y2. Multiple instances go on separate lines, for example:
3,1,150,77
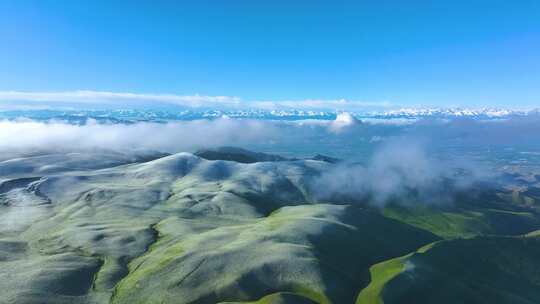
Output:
251,98,394,110
0,90,242,108
310,139,490,206
0,90,393,111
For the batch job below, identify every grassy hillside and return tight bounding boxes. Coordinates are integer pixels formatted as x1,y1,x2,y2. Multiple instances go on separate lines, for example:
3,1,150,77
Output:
3,150,540,304
358,235,540,304
0,152,438,304
382,190,540,239
219,292,318,303
111,204,438,304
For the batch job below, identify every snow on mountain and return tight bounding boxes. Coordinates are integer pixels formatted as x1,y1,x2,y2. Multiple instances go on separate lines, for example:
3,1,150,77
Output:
377,107,522,118
0,107,538,123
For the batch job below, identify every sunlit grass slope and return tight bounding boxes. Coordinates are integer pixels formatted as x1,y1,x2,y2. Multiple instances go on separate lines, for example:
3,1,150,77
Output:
111,204,437,304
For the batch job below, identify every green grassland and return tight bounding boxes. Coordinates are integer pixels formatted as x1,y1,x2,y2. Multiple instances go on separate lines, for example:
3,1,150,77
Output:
2,151,540,304
111,204,437,304
382,188,540,239
359,234,540,304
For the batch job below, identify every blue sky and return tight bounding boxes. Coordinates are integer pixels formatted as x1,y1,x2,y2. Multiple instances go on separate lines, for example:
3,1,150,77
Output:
0,1,539,110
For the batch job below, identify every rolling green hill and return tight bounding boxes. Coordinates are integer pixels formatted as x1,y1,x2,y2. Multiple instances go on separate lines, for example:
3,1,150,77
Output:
2,150,540,304
111,204,437,304
381,185,540,239
358,234,540,304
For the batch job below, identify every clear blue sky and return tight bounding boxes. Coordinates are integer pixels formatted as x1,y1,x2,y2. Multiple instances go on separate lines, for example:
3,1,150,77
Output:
1,1,539,108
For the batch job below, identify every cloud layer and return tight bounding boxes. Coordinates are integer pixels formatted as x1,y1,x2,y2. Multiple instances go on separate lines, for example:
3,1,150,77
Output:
1,115,537,207
310,139,490,206
0,91,241,108
1,114,540,156
0,118,275,153
0,90,392,111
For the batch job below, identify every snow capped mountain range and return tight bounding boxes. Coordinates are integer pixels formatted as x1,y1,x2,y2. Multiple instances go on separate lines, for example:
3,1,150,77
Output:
376,107,535,118
0,107,538,123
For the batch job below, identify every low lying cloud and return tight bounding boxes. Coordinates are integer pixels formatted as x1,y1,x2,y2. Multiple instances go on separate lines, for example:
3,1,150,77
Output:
328,112,361,133
0,118,276,153
310,139,490,206
0,114,537,210
2,113,540,157
1,114,539,183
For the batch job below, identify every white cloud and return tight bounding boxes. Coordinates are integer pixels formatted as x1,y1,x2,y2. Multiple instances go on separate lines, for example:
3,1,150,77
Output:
0,118,276,153
0,90,393,111
328,112,361,133
0,90,242,108
252,98,393,110
310,139,489,206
